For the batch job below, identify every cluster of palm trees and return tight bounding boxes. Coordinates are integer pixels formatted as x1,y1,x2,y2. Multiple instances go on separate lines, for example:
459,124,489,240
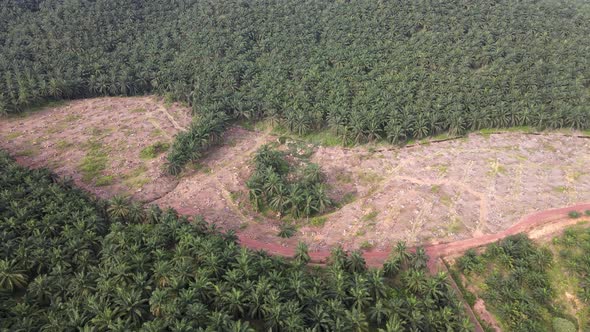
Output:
456,234,576,331
0,150,472,331
166,111,228,175
1,0,589,172
246,145,332,219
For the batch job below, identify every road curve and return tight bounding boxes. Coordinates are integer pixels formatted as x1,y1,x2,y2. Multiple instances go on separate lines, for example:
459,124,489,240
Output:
179,202,590,267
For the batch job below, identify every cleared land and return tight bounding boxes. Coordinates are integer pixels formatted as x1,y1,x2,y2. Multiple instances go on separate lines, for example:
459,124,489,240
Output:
2,97,590,252
0,97,191,202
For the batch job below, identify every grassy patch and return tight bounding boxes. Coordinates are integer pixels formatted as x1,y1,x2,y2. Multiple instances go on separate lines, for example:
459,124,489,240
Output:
446,217,464,234
150,128,163,137
359,240,373,250
338,192,356,206
15,147,40,157
139,141,170,159
63,114,82,122
46,123,68,134
302,130,341,147
436,164,449,176
55,139,73,150
123,176,149,189
4,131,22,140
358,171,383,184
430,184,441,194
335,172,353,184
21,100,67,116
478,126,535,137
191,163,212,173
130,107,147,113
310,216,327,227
440,194,453,206
362,210,379,223
121,164,149,189
79,140,108,183
95,175,114,187
554,185,569,193
488,159,506,176
86,126,112,137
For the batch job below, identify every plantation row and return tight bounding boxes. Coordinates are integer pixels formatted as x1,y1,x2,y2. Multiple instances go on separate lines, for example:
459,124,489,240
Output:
1,0,589,171
0,151,472,331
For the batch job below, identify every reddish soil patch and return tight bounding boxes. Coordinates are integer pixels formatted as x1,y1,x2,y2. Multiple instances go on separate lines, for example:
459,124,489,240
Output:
233,202,590,267
473,299,501,332
0,96,191,202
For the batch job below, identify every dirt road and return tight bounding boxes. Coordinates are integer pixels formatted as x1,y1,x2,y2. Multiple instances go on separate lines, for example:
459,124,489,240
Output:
225,202,590,267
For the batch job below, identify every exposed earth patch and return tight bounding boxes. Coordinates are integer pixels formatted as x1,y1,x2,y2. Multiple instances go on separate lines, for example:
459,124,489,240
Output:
2,97,590,252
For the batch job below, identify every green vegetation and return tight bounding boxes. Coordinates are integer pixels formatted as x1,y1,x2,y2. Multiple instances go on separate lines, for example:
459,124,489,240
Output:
277,223,297,238
166,112,228,174
4,131,22,140
139,141,170,159
0,151,471,330
455,230,590,331
95,175,114,187
247,145,332,219
568,210,581,219
455,235,559,331
362,210,379,223
310,216,327,227
0,0,588,173
79,140,108,183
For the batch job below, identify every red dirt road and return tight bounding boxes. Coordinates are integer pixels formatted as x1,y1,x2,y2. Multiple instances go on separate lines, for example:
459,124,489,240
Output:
206,202,590,267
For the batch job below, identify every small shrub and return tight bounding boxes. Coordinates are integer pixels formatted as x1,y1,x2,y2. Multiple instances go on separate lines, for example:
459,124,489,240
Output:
338,192,356,206
568,211,581,219
552,317,576,332
362,210,379,223
310,216,327,227
585,210,590,216
140,141,170,159
95,175,114,186
360,241,373,250
278,223,297,238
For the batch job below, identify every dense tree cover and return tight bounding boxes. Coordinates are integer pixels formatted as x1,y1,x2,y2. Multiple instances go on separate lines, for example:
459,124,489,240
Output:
456,234,587,331
1,0,589,172
0,151,471,331
247,145,332,219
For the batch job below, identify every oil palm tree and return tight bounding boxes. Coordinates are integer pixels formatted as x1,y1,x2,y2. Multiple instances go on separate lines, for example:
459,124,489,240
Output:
0,259,28,292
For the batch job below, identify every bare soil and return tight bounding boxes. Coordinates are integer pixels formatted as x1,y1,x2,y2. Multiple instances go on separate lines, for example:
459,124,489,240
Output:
473,299,501,332
0,96,191,202
3,97,590,256
311,133,590,250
